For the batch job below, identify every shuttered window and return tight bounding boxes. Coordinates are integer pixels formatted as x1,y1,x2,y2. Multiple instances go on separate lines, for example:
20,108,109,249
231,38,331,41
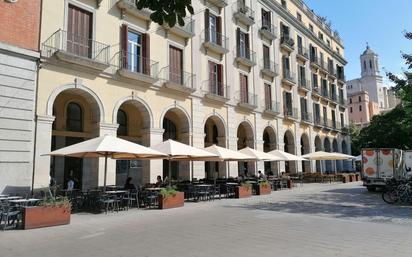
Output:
67,4,92,58
264,83,272,109
120,24,150,75
169,46,183,84
240,74,248,103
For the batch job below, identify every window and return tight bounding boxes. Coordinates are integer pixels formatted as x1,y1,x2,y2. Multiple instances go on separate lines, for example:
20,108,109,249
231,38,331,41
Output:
350,107,353,113
336,47,340,54
283,91,293,114
297,12,302,22
208,61,223,96
359,105,362,111
297,35,303,52
369,60,373,69
363,60,366,70
309,24,314,32
205,10,222,45
312,73,318,88
263,44,270,69
349,98,352,104
331,110,336,127
323,106,327,123
121,24,150,75
318,32,324,40
117,109,128,136
264,83,272,110
67,4,93,58
358,96,361,102
340,113,345,127
327,39,330,46
163,117,177,141
282,56,291,78
66,102,83,132
127,31,142,72
261,9,271,29
239,74,249,104
280,23,290,39
300,97,307,115
236,28,250,59
169,46,183,84
281,0,287,8
298,65,305,85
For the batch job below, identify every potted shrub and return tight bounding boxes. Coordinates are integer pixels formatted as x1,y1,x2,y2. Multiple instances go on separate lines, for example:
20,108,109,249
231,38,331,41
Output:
158,187,184,209
23,197,71,229
255,180,272,195
235,182,252,198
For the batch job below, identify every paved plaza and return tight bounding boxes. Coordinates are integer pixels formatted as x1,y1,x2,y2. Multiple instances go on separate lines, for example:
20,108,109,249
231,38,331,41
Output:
2,182,412,257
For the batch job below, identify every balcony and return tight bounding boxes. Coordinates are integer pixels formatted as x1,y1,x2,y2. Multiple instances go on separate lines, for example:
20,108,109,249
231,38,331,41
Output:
337,73,346,83
235,47,256,67
202,80,229,103
282,69,296,86
202,29,229,55
263,100,280,116
310,56,321,69
300,111,313,124
116,51,159,84
116,0,151,21
259,22,277,41
205,0,228,8
322,119,332,131
260,59,279,78
280,36,295,52
298,77,311,92
233,1,255,26
41,29,110,71
321,89,329,99
297,47,309,61
339,96,347,106
312,86,321,97
328,67,337,80
236,91,257,110
319,59,328,74
161,66,196,94
283,106,299,121
330,92,338,103
163,17,195,38
313,116,323,127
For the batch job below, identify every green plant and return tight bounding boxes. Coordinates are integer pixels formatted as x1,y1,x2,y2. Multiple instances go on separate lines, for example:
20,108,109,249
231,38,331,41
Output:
159,186,178,197
259,180,270,187
38,197,71,208
240,182,253,189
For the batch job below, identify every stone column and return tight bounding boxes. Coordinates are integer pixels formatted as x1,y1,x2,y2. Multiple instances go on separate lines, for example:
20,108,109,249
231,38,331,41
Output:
33,115,55,189
97,123,118,188
144,128,164,183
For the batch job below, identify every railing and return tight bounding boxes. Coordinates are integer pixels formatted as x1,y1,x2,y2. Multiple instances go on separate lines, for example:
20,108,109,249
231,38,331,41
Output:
237,91,257,107
161,66,195,89
233,1,255,20
42,29,110,64
339,97,347,105
202,80,229,99
260,20,277,35
264,100,280,113
284,106,299,119
301,111,313,123
297,46,309,58
313,115,323,126
116,51,158,77
282,69,296,83
319,59,327,70
330,92,337,102
321,88,329,98
298,77,311,90
280,36,295,49
261,59,278,74
176,17,195,35
337,72,345,81
236,46,256,64
206,0,228,7
310,55,320,66
201,29,228,50
312,86,321,95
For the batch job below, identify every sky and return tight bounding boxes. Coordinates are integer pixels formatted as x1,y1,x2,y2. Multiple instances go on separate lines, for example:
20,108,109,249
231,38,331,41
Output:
304,0,412,86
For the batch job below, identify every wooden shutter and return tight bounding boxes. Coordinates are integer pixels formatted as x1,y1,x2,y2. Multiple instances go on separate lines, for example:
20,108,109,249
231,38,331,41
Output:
208,61,214,93
204,9,210,42
263,45,270,68
68,4,92,58
217,64,223,96
142,33,150,75
240,74,248,103
169,46,183,84
236,28,240,56
120,24,128,69
245,33,250,59
216,16,222,46
265,84,271,109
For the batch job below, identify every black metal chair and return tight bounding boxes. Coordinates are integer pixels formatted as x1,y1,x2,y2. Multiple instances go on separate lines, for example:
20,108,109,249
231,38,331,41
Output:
0,202,20,230
144,190,158,208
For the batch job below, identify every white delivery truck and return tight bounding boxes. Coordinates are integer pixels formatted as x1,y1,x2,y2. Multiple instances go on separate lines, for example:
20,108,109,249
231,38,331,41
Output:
361,148,403,191
403,150,412,178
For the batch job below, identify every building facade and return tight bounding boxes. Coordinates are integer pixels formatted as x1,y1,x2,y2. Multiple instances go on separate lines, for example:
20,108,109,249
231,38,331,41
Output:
348,91,379,126
0,0,41,193
31,0,351,191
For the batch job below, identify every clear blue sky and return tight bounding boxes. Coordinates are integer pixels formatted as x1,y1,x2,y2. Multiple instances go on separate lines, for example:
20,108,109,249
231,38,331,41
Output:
305,0,412,86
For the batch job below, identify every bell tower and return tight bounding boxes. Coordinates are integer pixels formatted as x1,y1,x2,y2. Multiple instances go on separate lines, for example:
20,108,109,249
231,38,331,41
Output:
360,43,380,77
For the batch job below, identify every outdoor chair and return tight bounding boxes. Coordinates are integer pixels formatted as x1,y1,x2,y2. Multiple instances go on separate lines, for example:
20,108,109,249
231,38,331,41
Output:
143,190,158,209
0,203,20,230
212,184,221,200
123,189,139,209
99,195,118,214
194,186,209,202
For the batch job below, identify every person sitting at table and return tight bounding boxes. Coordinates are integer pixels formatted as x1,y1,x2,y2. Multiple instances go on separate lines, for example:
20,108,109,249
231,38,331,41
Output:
67,177,75,191
163,176,169,185
258,170,267,180
124,177,136,190
155,175,163,187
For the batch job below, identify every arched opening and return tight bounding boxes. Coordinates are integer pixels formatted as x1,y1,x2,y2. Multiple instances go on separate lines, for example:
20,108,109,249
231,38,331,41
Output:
204,116,226,179
300,134,310,173
263,126,277,175
332,139,339,172
324,137,332,173
51,89,101,190
342,140,350,171
237,121,254,176
162,108,190,181
284,130,296,173
314,135,322,172
116,100,151,186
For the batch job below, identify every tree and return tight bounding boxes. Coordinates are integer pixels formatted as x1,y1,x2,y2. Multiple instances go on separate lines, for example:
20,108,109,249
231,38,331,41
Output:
135,0,194,27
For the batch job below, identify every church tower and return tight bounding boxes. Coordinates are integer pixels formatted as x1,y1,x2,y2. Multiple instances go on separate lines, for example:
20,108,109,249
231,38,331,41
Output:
360,44,380,77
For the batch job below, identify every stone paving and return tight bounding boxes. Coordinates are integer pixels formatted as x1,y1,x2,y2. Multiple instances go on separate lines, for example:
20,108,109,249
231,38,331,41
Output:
1,182,412,257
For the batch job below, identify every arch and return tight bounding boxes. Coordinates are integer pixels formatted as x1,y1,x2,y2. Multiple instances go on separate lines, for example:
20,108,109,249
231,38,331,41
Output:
46,82,105,123
237,121,255,176
284,130,296,173
203,114,227,146
204,115,227,179
160,105,192,136
112,95,154,128
323,137,332,173
341,140,348,154
66,102,83,132
263,126,277,175
332,138,339,172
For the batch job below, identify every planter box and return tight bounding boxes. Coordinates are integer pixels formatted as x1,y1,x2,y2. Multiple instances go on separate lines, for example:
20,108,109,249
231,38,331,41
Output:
23,205,71,229
341,175,348,183
235,186,252,198
255,184,272,195
158,192,184,209
355,173,360,181
287,179,294,188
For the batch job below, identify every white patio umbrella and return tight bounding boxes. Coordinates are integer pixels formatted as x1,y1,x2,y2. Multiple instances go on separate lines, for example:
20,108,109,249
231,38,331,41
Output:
46,135,166,191
151,139,218,184
268,150,308,161
239,147,283,161
302,151,355,174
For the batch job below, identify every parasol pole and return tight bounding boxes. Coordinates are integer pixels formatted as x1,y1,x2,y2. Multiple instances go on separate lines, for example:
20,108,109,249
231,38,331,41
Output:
103,154,108,192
